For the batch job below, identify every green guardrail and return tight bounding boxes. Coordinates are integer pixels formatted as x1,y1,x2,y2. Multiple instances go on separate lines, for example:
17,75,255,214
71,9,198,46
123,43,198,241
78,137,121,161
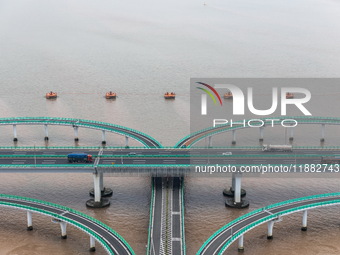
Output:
0,153,339,159
146,178,156,255
0,194,135,255
218,199,340,254
2,163,340,169
175,116,340,148
181,177,186,255
1,145,340,150
0,117,162,148
197,192,340,255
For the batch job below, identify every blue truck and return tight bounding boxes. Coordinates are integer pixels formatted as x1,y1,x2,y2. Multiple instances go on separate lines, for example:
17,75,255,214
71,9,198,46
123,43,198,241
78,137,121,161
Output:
67,153,93,163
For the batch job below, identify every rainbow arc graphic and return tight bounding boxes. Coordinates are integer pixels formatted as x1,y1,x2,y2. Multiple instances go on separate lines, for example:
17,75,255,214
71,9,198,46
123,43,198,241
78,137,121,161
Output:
196,82,222,115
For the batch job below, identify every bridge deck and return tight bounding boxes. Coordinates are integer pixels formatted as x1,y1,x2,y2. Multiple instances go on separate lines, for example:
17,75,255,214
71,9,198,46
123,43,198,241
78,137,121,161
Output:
0,195,135,255
148,177,185,255
198,193,340,255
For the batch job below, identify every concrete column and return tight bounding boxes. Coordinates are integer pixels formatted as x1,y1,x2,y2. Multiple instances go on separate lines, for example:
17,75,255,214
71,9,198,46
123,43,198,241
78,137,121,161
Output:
60,221,67,239
89,236,96,252
301,210,308,231
234,174,242,203
93,173,101,203
27,211,33,231
321,124,325,142
125,136,129,147
208,136,212,147
99,172,104,192
259,127,264,142
232,130,236,145
289,127,294,141
238,234,244,252
44,124,49,140
267,221,274,239
74,126,79,142
101,130,106,145
231,173,236,191
13,125,18,141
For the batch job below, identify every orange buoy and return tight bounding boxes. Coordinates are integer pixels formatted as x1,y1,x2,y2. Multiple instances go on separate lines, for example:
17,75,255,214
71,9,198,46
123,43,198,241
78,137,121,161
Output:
164,92,176,99
46,91,57,99
223,91,233,99
286,92,294,99
105,91,117,99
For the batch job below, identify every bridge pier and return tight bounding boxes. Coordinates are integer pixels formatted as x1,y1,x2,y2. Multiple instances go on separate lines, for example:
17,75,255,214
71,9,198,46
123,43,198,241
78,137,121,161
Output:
86,173,110,208
232,130,236,145
225,174,249,208
321,124,325,142
301,210,308,231
101,130,106,145
13,125,18,141
223,173,246,197
44,124,49,140
60,221,67,239
208,136,212,147
259,127,264,142
89,172,113,197
89,236,96,252
289,127,294,141
238,235,244,252
125,136,129,148
74,126,79,142
267,220,275,239
27,211,33,231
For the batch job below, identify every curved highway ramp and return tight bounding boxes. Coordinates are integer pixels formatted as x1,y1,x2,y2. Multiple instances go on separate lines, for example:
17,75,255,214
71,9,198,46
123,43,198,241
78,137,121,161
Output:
0,194,135,255
197,193,340,255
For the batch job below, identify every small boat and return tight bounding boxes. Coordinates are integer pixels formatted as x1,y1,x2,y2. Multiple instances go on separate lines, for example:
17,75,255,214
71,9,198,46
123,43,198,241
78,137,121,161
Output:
224,91,233,99
105,91,117,99
164,92,175,99
46,91,57,99
286,92,294,99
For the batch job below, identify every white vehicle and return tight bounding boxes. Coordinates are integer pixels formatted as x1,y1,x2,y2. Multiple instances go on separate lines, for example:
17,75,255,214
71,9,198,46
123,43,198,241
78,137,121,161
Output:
262,144,293,152
222,152,233,155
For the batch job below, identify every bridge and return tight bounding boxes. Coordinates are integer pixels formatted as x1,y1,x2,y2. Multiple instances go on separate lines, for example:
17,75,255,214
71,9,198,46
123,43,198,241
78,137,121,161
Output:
0,194,135,255
197,192,340,255
0,117,162,148
1,116,340,255
175,116,340,148
147,177,185,255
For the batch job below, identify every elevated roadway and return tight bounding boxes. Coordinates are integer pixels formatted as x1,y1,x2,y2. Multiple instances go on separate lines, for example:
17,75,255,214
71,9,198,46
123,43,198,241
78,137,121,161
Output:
0,194,135,255
0,117,162,148
197,193,340,255
147,177,185,255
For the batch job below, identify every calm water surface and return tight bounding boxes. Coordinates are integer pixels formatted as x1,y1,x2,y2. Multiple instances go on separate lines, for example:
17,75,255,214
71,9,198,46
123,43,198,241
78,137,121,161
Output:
0,0,340,254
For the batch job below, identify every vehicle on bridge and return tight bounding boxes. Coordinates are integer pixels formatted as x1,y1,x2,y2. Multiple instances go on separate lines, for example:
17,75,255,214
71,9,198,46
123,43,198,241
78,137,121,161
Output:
262,144,293,152
321,156,340,164
67,153,93,163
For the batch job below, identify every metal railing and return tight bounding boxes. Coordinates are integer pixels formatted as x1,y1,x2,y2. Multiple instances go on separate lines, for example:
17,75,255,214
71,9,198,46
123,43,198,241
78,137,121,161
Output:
0,194,135,255
197,192,340,255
